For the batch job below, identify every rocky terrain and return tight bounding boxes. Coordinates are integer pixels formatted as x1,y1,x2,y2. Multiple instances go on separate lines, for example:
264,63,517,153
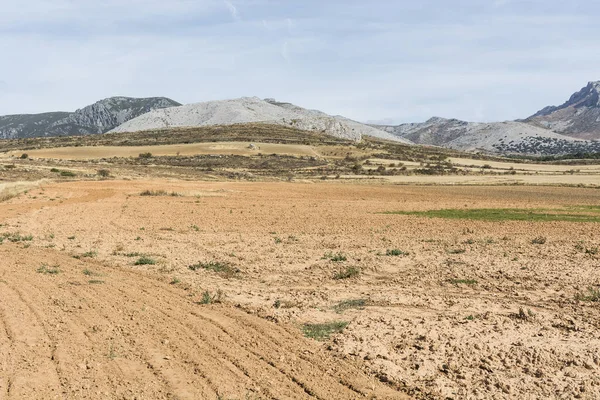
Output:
0,97,180,140
111,97,410,143
373,81,600,156
525,81,600,140
372,118,598,155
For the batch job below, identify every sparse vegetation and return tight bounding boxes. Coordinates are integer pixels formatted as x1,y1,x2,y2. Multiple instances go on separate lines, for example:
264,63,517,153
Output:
188,261,238,276
135,256,157,265
333,299,367,313
385,208,600,223
198,290,224,305
333,266,360,280
302,321,349,341
37,264,60,275
385,249,408,256
140,189,181,197
531,236,547,245
575,287,600,302
323,252,347,262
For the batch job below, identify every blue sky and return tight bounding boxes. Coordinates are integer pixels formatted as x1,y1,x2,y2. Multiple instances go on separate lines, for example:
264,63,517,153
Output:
0,0,599,123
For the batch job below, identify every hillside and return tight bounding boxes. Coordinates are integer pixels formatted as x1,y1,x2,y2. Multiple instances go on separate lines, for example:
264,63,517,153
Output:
111,97,411,144
0,96,180,139
525,81,600,140
371,117,598,155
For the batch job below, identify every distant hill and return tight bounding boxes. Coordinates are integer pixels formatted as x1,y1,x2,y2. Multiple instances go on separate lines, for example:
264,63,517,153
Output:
524,81,600,140
0,97,181,139
370,118,594,156
369,81,600,156
110,97,411,144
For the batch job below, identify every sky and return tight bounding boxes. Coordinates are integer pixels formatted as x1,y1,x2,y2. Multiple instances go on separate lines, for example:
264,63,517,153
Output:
0,0,599,124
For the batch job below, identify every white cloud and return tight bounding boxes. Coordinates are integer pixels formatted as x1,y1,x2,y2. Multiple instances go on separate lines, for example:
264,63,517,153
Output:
223,0,240,21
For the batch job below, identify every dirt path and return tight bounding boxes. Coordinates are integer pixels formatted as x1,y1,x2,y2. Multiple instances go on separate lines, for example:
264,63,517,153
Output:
0,244,404,399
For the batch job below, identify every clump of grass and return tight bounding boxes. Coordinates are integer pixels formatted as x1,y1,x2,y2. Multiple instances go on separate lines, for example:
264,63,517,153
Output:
333,299,367,313
170,277,181,285
585,247,598,255
531,236,547,245
323,252,347,262
83,268,101,277
188,261,238,276
450,278,477,286
447,248,466,254
140,190,181,197
2,233,34,242
385,249,408,256
60,170,77,177
302,321,349,341
198,290,224,305
575,287,600,302
333,266,360,280
513,307,535,321
88,280,104,284
124,252,144,257
135,256,157,265
37,264,60,275
138,152,153,159
81,250,97,258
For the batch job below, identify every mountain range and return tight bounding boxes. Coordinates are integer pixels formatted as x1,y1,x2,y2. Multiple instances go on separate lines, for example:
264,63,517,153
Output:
2,81,600,156
0,97,180,140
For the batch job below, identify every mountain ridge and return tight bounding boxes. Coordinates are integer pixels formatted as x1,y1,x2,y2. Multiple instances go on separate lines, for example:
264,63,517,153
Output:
0,96,181,140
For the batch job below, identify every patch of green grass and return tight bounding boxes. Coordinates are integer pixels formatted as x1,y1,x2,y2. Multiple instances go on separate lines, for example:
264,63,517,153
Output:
60,170,77,177
333,299,367,313
385,249,408,256
302,321,349,341
333,266,360,280
37,264,60,275
135,256,157,265
323,252,347,262
575,287,600,302
450,278,477,285
83,268,101,276
170,277,181,285
383,207,600,222
81,250,97,258
88,280,104,284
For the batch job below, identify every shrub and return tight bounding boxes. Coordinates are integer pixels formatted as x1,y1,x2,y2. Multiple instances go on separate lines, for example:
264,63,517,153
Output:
97,169,110,177
20,153,29,159
135,256,157,265
323,252,347,262
386,249,408,256
60,171,76,177
333,266,360,280
139,152,153,159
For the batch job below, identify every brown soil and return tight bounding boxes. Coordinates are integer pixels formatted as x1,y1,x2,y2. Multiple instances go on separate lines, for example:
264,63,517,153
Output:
2,180,600,399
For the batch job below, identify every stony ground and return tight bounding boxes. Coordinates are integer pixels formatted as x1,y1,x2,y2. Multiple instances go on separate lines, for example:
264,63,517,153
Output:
2,180,600,399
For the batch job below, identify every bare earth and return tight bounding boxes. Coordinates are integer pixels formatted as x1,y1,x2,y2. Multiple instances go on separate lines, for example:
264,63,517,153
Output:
2,180,600,399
